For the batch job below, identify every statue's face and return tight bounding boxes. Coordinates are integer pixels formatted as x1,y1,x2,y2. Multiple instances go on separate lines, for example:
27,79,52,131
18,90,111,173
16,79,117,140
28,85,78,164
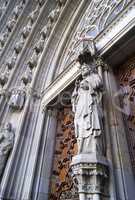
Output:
5,123,11,131
81,64,90,77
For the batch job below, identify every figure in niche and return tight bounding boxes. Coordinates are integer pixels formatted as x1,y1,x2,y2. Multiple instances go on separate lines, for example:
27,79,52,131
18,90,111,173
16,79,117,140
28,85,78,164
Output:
34,28,47,53
0,122,14,178
9,88,26,111
21,68,32,85
6,18,16,32
72,63,104,155
27,50,39,69
0,31,8,49
28,6,39,26
6,52,17,70
12,0,25,20
14,36,24,54
56,0,67,7
0,71,9,87
48,8,60,23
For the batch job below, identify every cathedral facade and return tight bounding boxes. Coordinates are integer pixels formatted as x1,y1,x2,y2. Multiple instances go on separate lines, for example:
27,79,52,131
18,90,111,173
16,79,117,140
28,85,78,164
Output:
0,0,135,200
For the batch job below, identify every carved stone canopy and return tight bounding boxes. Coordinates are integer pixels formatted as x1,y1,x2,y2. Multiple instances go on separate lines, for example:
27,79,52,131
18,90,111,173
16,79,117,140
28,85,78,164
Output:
76,38,97,65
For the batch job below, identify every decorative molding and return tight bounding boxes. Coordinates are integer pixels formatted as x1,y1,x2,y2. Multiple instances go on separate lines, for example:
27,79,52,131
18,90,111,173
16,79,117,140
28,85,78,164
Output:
42,62,80,109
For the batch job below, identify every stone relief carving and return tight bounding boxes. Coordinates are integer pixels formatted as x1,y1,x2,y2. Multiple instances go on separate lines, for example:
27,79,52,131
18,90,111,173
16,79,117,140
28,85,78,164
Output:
0,32,8,49
72,63,104,154
27,51,39,69
0,0,26,53
21,69,32,85
9,88,26,111
14,36,24,54
56,0,67,7
6,18,16,32
0,0,9,18
12,0,25,20
0,122,15,178
6,53,17,70
48,8,60,23
0,72,9,87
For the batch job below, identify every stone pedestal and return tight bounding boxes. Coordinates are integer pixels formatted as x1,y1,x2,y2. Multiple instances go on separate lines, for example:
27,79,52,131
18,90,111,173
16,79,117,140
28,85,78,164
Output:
71,154,109,200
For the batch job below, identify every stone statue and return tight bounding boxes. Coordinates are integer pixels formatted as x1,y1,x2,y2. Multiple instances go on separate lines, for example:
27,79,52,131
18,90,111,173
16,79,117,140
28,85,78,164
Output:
22,25,32,39
21,69,32,85
0,122,14,177
6,18,16,32
6,53,17,70
0,32,8,48
14,36,24,54
27,51,39,69
72,63,104,154
9,88,26,110
48,8,60,23
0,72,9,87
56,0,67,7
12,1,24,20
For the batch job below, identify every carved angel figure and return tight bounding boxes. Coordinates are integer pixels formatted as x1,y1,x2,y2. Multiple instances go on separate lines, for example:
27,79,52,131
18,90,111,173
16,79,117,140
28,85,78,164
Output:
72,63,104,154
0,122,14,177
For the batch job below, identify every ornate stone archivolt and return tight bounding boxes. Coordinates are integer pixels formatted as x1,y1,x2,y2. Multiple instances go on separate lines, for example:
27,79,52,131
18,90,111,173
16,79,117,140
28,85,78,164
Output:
19,0,68,95
0,0,26,52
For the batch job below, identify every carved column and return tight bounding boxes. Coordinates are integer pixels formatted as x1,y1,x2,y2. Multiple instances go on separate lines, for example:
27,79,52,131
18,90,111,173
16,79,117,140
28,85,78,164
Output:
71,40,109,200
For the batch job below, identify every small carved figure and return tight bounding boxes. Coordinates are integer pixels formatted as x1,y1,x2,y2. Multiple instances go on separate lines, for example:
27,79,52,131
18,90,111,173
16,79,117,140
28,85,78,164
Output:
36,0,44,7
0,72,9,87
6,54,17,70
42,21,52,38
12,2,24,19
14,36,24,54
28,6,39,25
9,88,26,110
34,32,45,54
6,18,16,32
27,51,39,69
72,63,104,154
56,0,67,7
22,25,31,39
0,32,8,48
0,122,14,177
21,69,32,85
48,8,60,23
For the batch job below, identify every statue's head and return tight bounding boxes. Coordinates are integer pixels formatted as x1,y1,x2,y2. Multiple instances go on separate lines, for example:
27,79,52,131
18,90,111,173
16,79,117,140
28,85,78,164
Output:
81,62,97,78
5,122,12,132
81,63,91,77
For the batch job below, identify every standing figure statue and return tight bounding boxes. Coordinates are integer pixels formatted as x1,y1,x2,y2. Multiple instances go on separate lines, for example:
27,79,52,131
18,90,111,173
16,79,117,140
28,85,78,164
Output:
72,63,104,155
0,122,14,178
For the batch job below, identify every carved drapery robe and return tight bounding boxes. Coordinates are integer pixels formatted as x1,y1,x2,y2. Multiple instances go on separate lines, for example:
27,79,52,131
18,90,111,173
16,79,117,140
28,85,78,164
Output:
72,68,103,154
